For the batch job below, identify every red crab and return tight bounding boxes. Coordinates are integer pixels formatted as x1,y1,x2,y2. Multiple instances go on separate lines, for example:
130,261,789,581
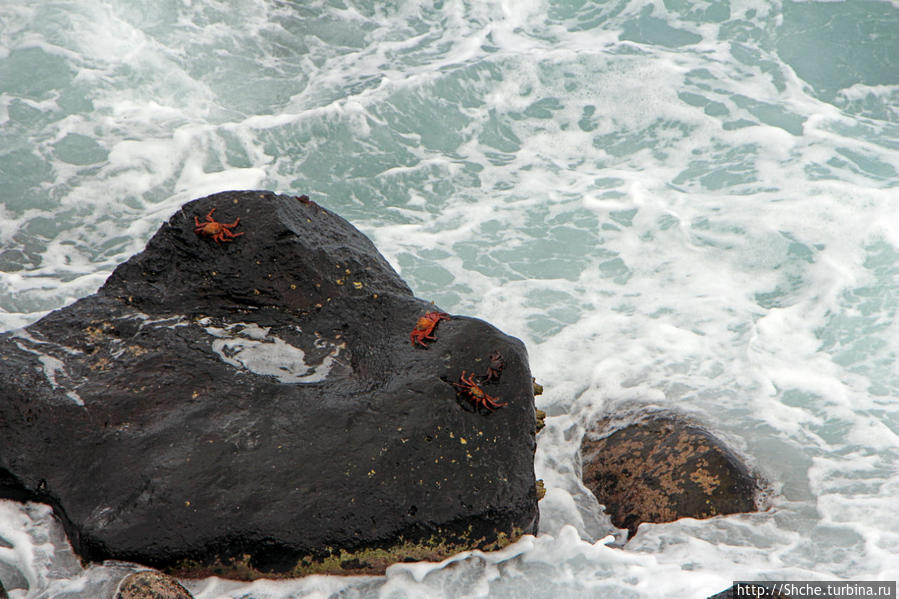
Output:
484,350,504,382
194,208,244,243
453,370,507,412
409,311,450,348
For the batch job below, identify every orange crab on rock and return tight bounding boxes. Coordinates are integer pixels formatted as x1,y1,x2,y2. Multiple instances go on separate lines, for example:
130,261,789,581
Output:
194,208,244,243
409,311,450,348
453,371,507,412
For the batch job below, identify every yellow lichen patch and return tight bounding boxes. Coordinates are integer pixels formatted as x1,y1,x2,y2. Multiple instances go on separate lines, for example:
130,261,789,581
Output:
535,409,546,433
89,357,111,371
689,461,721,496
166,527,527,580
84,322,113,341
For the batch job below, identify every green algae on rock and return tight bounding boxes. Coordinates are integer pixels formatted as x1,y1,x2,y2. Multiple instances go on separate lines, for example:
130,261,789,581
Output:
167,525,529,579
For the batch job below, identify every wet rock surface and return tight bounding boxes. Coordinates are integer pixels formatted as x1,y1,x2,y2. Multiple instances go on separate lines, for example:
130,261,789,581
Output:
0,190,538,577
581,412,761,537
116,570,194,599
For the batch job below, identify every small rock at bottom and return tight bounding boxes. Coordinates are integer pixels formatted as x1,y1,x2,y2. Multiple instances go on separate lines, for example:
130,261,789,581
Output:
116,570,193,599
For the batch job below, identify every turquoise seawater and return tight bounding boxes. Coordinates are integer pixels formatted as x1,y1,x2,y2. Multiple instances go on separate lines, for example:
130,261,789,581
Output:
1,1,898,597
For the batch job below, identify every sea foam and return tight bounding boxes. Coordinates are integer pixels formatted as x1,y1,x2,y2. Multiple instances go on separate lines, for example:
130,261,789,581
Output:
2,0,898,597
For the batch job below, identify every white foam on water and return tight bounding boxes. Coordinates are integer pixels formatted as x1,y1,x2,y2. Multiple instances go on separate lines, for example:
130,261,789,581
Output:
2,0,899,596
0,501,83,598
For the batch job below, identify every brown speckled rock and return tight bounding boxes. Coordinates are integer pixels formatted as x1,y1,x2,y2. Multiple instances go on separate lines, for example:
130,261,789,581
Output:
116,570,193,599
581,413,762,537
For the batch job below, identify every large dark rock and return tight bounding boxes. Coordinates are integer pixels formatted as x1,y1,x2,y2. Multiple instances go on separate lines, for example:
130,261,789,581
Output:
581,411,761,538
0,190,539,578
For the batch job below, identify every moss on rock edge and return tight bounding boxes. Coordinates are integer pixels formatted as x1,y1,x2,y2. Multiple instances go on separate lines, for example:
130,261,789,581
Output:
166,526,527,579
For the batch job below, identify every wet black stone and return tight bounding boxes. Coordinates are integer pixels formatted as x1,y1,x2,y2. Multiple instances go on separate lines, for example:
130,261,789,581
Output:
0,190,538,577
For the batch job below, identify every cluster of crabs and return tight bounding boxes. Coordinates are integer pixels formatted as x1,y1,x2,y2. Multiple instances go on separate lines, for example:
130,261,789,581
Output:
193,206,509,414
410,311,507,413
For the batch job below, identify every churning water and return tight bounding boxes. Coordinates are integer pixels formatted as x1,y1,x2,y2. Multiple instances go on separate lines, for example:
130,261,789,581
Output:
1,1,898,597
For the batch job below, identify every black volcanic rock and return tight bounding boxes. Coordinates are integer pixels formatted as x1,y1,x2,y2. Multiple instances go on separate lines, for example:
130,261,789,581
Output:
0,190,539,578
581,412,761,538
